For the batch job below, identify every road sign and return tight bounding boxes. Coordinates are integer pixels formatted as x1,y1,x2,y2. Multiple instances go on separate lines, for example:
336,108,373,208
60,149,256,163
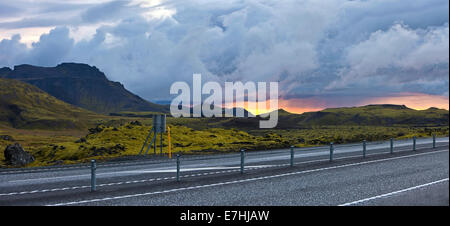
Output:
153,114,166,132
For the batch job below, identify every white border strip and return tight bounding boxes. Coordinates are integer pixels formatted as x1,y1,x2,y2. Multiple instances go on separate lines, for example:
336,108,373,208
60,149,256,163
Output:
339,178,449,206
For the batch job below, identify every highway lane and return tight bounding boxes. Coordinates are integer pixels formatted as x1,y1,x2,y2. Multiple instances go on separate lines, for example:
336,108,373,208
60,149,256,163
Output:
0,137,448,206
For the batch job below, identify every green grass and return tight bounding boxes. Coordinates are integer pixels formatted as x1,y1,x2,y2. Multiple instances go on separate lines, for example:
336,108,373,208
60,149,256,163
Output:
0,78,99,129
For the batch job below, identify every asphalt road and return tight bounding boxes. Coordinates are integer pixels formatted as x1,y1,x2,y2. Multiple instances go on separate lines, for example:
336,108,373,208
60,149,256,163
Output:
0,137,448,206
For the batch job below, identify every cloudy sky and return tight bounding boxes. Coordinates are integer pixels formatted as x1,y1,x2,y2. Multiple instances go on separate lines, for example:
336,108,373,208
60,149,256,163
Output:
0,0,448,113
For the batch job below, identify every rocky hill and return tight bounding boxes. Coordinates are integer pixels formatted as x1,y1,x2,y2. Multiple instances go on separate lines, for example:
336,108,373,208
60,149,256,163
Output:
0,63,169,114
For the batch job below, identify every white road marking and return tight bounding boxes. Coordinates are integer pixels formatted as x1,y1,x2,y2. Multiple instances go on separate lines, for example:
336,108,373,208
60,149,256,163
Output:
339,178,449,206
5,165,274,184
0,165,275,196
46,149,449,206
128,165,275,173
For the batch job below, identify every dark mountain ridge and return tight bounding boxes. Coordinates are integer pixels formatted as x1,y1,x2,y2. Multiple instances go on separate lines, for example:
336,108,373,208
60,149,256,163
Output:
0,63,169,114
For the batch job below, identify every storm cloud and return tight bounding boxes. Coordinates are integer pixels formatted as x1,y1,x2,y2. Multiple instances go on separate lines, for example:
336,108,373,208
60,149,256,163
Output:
0,0,448,110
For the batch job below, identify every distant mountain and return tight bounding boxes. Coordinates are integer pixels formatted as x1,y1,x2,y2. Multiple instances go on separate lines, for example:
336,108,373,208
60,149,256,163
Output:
303,104,449,126
217,104,449,129
223,107,255,117
0,78,99,129
198,106,255,117
0,63,169,114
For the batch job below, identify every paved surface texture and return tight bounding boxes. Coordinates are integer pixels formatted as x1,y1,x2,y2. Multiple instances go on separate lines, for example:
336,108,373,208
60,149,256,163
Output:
0,137,448,206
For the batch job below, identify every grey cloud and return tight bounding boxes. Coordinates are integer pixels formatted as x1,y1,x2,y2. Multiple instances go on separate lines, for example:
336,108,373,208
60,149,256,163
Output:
0,3,23,18
0,17,81,29
81,0,143,23
0,1,128,29
22,27,75,66
37,2,94,14
0,35,28,66
327,23,449,96
0,0,448,104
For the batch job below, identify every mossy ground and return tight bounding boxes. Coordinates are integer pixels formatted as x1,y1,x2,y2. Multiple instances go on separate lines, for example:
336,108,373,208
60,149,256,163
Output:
1,118,448,168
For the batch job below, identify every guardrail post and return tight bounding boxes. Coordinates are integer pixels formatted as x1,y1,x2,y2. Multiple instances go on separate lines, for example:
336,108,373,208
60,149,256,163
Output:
91,159,96,192
290,146,294,167
363,140,366,158
433,134,436,148
390,138,394,154
176,154,180,182
240,149,245,174
413,136,416,151
329,142,334,162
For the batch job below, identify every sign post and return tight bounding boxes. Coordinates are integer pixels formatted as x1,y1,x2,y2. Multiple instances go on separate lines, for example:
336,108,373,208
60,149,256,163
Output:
363,140,366,158
91,159,96,192
240,149,245,174
390,138,394,154
290,146,294,167
168,126,171,159
140,114,166,157
329,142,334,162
176,154,180,182
433,134,436,148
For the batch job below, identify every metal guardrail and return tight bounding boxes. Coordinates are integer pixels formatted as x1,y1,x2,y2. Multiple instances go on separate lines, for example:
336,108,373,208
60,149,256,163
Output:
88,135,445,191
2,135,447,175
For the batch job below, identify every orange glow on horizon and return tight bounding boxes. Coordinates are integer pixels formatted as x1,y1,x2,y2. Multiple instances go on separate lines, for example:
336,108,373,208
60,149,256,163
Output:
362,92,449,111
237,92,449,115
